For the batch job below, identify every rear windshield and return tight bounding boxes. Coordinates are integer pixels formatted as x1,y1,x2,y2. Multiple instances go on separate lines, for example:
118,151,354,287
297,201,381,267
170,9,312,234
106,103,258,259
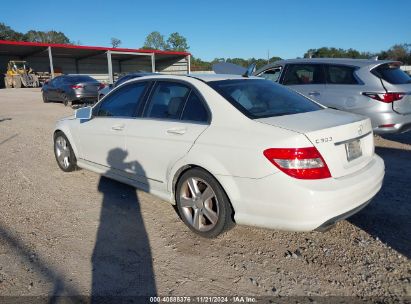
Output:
209,79,322,119
64,76,97,83
372,63,411,84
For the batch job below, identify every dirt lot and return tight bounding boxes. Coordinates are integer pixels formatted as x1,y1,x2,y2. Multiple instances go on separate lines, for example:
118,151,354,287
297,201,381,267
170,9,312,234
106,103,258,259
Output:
0,88,410,301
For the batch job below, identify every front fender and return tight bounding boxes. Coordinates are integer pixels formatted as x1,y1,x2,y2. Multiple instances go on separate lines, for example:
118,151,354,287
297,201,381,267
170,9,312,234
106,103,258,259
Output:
53,119,80,159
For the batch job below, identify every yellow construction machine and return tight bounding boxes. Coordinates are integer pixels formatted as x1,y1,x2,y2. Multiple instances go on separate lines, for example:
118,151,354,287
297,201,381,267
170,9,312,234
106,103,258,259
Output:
4,60,39,88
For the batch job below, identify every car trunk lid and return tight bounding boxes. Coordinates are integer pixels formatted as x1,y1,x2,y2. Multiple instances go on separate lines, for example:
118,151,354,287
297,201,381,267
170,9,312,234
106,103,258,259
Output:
256,109,374,178
74,82,100,93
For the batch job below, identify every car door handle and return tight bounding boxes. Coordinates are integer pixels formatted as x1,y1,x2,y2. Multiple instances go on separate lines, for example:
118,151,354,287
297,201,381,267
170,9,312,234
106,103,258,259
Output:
308,91,320,96
166,127,187,135
111,124,125,131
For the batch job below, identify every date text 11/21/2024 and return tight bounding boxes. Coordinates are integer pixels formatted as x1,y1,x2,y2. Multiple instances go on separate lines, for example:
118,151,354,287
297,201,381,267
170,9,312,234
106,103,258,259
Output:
149,296,257,303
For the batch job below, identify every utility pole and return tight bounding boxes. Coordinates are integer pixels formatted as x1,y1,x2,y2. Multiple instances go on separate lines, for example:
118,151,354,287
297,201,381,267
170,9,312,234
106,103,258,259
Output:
267,49,270,64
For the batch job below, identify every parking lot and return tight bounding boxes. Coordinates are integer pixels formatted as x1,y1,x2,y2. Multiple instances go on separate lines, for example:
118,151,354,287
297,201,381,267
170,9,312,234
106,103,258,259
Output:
0,88,410,298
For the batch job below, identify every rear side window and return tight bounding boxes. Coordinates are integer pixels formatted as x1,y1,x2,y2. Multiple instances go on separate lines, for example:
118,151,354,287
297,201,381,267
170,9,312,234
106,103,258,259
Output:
283,64,325,85
209,79,322,119
372,63,411,84
181,92,209,123
144,82,190,120
97,82,147,117
258,67,282,82
326,65,359,84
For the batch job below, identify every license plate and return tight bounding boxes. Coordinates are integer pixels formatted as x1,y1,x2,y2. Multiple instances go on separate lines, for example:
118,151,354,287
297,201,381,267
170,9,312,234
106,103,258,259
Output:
345,139,362,161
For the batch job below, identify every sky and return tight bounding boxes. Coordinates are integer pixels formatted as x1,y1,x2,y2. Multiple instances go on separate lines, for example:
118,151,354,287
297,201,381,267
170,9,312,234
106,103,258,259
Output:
1,0,410,61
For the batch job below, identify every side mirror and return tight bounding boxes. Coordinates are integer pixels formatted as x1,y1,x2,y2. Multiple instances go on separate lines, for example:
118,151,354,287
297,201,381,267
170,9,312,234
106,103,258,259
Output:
75,106,92,120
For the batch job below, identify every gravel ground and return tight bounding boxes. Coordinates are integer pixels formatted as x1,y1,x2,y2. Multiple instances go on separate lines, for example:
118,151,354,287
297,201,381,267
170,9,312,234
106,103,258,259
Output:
0,88,410,301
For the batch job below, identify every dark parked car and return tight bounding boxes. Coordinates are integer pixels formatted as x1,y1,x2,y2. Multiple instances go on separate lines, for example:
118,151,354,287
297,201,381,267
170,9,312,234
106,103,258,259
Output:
97,72,155,101
42,75,104,106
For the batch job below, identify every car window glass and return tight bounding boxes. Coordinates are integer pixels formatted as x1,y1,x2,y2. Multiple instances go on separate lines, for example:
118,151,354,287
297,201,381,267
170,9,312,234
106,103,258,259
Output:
97,82,147,117
210,79,322,119
64,76,95,83
372,63,411,84
259,67,282,82
283,64,325,85
326,65,359,84
145,82,190,120
181,92,209,123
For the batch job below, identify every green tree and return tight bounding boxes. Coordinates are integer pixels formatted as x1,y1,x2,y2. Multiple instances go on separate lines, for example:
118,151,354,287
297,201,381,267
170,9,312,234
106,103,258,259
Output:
110,37,121,48
304,47,371,59
378,44,411,63
0,22,25,41
166,32,189,51
191,56,212,71
24,30,71,44
142,31,167,50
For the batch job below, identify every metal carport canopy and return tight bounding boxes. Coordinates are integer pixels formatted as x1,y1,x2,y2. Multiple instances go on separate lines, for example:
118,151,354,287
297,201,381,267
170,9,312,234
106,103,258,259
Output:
0,40,191,82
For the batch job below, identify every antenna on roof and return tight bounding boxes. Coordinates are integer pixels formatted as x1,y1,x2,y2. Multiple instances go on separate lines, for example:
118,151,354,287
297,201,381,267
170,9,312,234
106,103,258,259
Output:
242,63,256,78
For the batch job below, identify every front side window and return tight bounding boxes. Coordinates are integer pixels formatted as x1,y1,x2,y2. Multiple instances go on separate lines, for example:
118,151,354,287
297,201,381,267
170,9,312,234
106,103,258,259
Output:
97,82,147,117
258,67,282,82
282,64,325,85
326,65,359,84
209,79,322,119
144,82,190,120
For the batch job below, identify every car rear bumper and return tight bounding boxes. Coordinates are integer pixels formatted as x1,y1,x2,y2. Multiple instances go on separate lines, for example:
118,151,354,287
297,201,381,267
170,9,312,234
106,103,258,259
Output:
217,154,384,231
67,91,98,102
369,112,411,134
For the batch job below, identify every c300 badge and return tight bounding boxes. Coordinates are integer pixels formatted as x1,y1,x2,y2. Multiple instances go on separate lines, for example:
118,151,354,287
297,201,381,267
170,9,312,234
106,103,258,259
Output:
315,137,333,144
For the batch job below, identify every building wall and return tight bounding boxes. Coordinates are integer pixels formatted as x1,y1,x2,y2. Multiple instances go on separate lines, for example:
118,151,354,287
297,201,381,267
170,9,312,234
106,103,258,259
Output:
0,52,188,88
157,57,189,74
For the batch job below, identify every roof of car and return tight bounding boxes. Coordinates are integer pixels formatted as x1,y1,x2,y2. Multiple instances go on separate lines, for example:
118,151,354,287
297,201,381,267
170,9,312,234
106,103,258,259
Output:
135,73,261,83
256,58,399,72
188,74,261,82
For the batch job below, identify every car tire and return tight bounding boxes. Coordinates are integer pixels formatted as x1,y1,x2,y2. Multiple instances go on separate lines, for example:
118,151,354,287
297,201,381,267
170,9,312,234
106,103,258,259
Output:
176,168,234,238
42,92,49,103
62,94,70,107
53,132,77,172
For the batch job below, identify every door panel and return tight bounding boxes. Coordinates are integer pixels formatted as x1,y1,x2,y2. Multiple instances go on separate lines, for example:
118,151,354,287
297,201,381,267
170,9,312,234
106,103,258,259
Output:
76,117,127,171
75,81,149,172
124,81,210,192
124,120,208,191
281,64,326,104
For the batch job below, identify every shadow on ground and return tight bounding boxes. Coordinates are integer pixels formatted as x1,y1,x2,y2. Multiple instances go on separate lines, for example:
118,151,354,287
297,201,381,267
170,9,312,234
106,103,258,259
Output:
349,146,411,258
91,148,156,300
380,131,411,145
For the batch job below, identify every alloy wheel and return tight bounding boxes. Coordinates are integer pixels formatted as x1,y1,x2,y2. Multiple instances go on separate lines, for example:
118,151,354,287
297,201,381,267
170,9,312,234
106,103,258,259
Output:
179,177,220,232
55,136,71,169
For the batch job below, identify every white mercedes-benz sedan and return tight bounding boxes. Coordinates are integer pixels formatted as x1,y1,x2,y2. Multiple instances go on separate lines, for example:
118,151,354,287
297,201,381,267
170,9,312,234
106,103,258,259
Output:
53,74,385,238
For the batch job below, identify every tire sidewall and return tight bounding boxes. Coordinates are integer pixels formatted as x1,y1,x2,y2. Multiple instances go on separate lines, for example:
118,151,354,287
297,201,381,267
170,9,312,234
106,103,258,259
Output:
62,94,70,107
42,92,49,103
176,168,233,238
53,132,76,172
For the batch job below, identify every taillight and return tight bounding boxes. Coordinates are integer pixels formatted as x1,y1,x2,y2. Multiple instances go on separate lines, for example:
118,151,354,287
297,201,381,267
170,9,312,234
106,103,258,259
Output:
363,92,404,103
263,147,331,179
98,83,105,90
71,84,84,89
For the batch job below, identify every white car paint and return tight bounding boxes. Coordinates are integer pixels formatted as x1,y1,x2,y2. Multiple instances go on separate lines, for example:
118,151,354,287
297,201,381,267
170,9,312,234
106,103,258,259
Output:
54,74,385,232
